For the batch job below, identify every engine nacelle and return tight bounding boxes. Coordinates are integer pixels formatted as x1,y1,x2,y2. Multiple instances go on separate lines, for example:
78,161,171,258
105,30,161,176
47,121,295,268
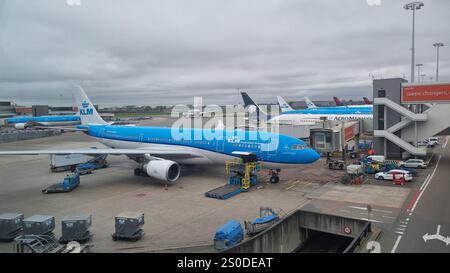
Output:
14,123,27,130
144,160,181,182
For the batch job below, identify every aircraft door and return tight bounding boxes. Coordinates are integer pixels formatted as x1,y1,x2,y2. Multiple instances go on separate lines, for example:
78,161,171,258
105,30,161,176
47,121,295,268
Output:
216,139,225,152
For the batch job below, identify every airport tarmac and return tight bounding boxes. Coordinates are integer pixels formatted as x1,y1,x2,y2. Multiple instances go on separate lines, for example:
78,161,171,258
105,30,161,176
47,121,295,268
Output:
0,117,429,253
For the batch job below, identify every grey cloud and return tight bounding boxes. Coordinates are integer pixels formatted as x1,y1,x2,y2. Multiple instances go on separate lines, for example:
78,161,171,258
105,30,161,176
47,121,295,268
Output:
0,0,449,106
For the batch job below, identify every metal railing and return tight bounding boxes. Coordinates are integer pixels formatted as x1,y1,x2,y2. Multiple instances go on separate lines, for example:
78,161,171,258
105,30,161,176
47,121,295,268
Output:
342,221,372,253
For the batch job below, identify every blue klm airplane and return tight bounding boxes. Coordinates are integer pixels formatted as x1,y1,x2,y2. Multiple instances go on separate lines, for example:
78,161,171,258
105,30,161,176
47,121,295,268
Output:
0,86,320,183
5,115,81,129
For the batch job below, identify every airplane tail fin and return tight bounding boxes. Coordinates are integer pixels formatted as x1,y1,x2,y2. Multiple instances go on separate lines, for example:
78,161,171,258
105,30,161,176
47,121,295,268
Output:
240,92,268,116
304,97,317,109
363,97,371,104
277,96,294,112
74,85,107,125
333,97,344,106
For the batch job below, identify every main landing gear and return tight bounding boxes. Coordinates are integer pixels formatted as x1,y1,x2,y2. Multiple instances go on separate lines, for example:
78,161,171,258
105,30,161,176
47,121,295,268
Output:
269,169,280,184
134,168,148,177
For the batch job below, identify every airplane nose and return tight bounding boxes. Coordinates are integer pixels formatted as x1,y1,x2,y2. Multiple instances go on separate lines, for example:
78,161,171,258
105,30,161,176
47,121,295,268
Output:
310,149,320,162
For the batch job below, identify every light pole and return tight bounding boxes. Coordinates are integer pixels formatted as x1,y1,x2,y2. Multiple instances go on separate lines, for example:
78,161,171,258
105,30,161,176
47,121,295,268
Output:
420,74,426,83
416,63,423,82
404,2,424,83
433,42,444,81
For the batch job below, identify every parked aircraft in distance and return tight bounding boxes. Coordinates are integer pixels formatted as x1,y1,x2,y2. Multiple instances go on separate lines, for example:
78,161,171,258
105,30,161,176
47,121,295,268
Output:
244,93,372,125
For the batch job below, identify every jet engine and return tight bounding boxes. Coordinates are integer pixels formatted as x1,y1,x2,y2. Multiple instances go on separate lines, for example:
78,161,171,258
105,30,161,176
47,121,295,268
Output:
14,123,27,130
144,160,181,182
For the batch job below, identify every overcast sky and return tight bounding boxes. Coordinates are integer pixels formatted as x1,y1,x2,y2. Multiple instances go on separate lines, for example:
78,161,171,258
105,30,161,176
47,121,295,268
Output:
0,0,449,106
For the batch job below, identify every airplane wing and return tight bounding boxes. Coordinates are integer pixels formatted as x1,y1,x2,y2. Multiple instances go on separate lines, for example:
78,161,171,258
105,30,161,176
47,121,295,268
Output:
34,126,87,132
0,149,202,159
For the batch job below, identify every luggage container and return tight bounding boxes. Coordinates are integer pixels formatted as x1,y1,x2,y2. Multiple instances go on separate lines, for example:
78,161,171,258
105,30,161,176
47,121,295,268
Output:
23,215,55,235
0,213,24,241
59,214,92,243
50,154,91,172
214,220,243,251
112,212,144,241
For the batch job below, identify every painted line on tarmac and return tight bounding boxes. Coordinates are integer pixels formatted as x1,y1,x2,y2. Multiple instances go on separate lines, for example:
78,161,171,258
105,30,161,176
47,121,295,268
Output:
348,206,392,214
391,235,402,253
410,155,441,213
419,174,431,191
360,218,384,223
406,189,422,212
405,174,430,212
393,156,441,253
339,209,352,213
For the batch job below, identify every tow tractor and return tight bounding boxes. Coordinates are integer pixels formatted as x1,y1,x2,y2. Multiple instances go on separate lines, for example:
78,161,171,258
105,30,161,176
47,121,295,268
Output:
326,152,345,170
42,170,80,194
72,154,109,175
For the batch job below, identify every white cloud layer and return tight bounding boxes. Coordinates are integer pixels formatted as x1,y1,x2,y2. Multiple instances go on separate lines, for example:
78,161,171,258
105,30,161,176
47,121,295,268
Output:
0,0,449,106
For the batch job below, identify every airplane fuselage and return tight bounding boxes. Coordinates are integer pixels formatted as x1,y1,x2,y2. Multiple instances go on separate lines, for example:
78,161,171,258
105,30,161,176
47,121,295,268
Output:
6,115,81,127
81,124,321,168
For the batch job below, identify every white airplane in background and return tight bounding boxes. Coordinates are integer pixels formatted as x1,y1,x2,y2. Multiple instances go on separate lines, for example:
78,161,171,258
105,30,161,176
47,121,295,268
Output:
277,96,318,111
277,95,373,113
181,96,217,118
243,92,372,124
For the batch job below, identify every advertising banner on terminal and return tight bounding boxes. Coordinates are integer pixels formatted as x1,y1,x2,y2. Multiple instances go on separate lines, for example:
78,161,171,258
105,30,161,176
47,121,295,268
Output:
402,83,450,103
344,122,359,142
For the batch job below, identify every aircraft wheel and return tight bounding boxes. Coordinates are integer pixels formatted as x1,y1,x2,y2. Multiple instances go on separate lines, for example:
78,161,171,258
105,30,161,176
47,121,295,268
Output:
270,176,280,184
134,168,142,176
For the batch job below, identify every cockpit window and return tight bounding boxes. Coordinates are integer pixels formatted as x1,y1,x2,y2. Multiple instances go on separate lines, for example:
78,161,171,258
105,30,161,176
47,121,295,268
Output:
292,144,306,150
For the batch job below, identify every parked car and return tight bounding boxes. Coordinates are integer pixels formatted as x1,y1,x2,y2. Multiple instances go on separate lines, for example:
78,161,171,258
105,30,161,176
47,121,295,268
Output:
375,169,413,182
426,137,439,146
399,159,427,169
417,141,433,147
399,166,418,176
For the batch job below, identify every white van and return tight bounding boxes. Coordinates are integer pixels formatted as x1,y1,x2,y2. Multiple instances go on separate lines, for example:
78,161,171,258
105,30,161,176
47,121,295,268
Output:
367,155,385,163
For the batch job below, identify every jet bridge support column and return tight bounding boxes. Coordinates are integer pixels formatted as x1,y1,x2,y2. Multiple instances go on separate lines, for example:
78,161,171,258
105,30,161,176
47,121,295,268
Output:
414,121,418,148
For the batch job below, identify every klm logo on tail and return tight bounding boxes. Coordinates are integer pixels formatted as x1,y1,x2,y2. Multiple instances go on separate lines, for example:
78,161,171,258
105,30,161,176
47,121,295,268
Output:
80,100,93,116
281,104,290,109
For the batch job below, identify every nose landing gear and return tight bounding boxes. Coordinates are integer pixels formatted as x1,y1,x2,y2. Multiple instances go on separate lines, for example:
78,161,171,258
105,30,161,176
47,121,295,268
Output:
269,169,280,184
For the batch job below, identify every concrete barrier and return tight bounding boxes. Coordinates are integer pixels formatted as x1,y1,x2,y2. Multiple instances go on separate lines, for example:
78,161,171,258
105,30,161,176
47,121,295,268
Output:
0,129,61,143
224,209,370,253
